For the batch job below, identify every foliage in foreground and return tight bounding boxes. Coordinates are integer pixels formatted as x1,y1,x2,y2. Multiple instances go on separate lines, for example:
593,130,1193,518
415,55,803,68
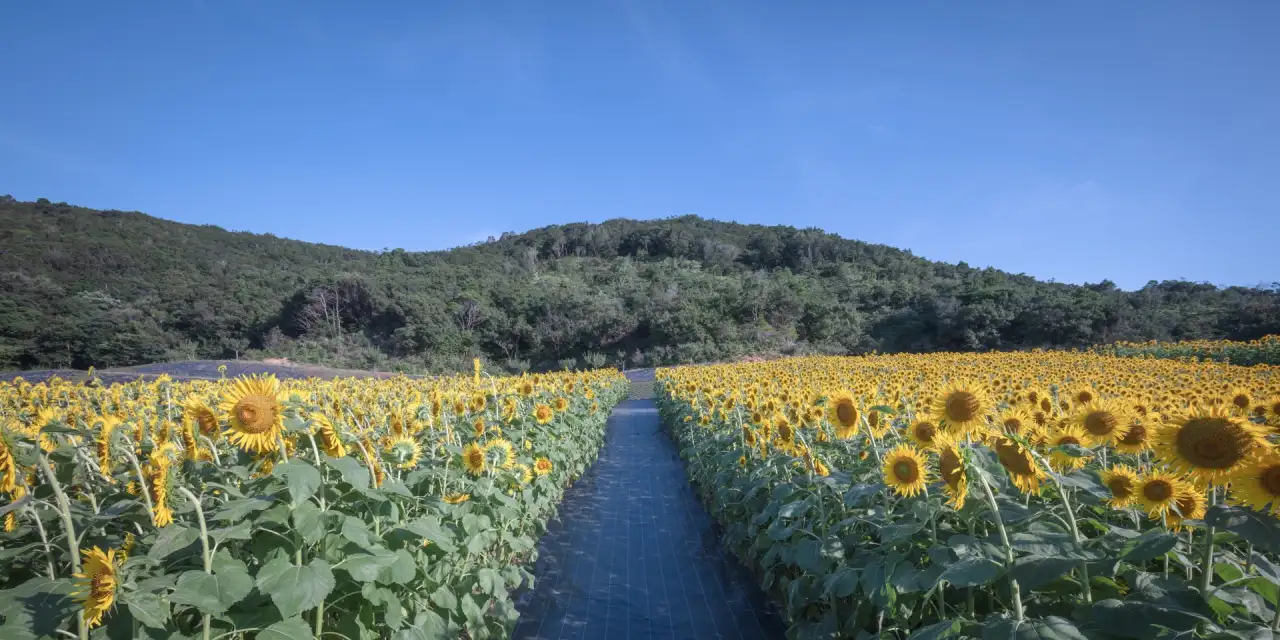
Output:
0,367,627,639
1098,335,1280,367
4,196,1280,374
657,352,1280,639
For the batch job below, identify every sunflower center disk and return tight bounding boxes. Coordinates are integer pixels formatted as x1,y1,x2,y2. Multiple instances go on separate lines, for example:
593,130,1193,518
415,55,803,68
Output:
1084,412,1116,435
1144,480,1173,502
233,396,277,434
1108,478,1133,498
1260,466,1280,495
1177,418,1249,469
893,461,916,482
835,403,855,425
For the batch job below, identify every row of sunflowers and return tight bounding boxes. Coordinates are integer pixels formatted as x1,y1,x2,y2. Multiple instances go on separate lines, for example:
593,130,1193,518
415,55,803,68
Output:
655,352,1280,639
0,367,627,639
1095,335,1280,367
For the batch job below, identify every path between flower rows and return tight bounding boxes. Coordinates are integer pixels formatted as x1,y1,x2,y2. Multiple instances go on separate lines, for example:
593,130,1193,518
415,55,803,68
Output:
513,399,785,640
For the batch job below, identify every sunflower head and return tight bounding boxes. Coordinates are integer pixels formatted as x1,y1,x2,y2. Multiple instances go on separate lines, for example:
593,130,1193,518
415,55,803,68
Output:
485,438,517,470
533,404,555,425
1072,401,1130,445
931,382,989,433
993,435,1044,495
442,492,471,505
219,375,287,454
1099,464,1140,509
934,433,968,509
1153,406,1267,484
828,391,860,439
533,457,553,476
73,546,120,628
1048,425,1092,472
461,442,486,476
1228,453,1280,516
184,397,220,437
882,445,928,498
1136,472,1191,520
553,396,569,412
907,420,939,449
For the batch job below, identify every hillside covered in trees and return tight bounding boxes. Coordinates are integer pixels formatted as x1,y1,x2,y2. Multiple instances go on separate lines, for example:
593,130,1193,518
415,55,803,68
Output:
2,195,1278,373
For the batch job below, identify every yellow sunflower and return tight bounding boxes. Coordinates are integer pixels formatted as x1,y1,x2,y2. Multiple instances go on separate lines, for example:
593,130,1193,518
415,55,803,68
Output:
442,492,471,504
1098,465,1140,509
184,397,220,438
1136,472,1191,520
993,435,1044,495
533,404,555,424
462,442,486,476
1166,484,1207,530
1153,406,1268,484
883,445,929,498
314,414,346,458
934,433,968,509
219,375,287,454
0,428,18,493
553,396,569,412
384,434,421,470
1047,425,1092,473
73,546,119,628
931,382,990,434
906,419,939,449
1114,419,1152,454
514,463,534,485
1072,401,1130,446
533,457,553,476
1228,453,1280,516
828,391,860,439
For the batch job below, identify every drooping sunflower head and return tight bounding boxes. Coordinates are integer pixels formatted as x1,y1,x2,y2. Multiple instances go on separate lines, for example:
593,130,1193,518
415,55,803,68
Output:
1099,464,1140,509
934,433,968,509
73,546,119,628
442,492,471,505
828,391,860,439
993,435,1044,495
1153,406,1267,483
1228,453,1280,516
313,413,346,458
461,442,486,476
882,445,929,498
485,438,517,470
184,397,220,438
533,404,555,425
219,375,287,454
774,415,794,443
931,382,990,433
1047,425,1092,472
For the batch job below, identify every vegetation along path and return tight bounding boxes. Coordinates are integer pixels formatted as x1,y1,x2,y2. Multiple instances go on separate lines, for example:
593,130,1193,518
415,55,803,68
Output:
513,398,785,639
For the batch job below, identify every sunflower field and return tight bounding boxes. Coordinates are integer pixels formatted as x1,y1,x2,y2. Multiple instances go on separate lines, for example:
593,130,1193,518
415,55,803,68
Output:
0,367,627,639
656,352,1280,639
1096,335,1280,367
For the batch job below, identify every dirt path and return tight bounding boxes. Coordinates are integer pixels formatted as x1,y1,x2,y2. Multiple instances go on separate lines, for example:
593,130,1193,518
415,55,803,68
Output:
513,399,783,640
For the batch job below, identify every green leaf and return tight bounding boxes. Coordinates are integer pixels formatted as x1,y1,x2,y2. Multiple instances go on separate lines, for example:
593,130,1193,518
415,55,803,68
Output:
208,519,254,545
341,516,381,551
393,610,450,640
1085,599,1212,639
430,585,458,610
146,525,199,561
1010,557,1078,590
910,619,964,640
1205,505,1280,554
210,496,277,521
292,501,325,544
383,549,417,585
123,591,171,630
256,557,336,619
1120,530,1179,565
258,616,313,640
341,552,398,582
0,577,77,640
939,557,1003,588
981,615,1088,640
327,455,370,490
169,553,252,616
868,404,896,415
274,460,322,507
476,568,504,596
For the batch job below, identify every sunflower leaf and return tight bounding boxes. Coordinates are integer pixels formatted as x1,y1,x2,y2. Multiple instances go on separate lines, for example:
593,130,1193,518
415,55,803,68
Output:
273,460,321,507
258,617,313,640
256,557,336,619
1205,505,1280,554
1119,530,1179,564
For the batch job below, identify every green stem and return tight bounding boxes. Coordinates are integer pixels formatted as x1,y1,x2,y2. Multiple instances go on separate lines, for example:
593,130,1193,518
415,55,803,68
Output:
1198,488,1217,595
177,488,212,640
121,448,157,527
36,453,87,640
976,469,1024,621
1057,487,1092,603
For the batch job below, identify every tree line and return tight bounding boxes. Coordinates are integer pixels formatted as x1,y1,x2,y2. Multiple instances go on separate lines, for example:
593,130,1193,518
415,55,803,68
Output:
2,195,1277,374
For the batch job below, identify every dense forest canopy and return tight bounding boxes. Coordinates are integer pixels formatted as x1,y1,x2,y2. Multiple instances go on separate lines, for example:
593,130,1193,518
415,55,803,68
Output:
2,195,1277,373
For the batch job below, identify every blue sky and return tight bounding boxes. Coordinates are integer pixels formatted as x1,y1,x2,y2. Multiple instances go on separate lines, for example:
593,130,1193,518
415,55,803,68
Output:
2,1,1276,290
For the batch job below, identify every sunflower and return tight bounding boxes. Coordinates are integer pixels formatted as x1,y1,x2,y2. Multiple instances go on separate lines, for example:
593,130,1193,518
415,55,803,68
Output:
147,460,174,527
553,396,569,412
533,404,554,424
514,463,534,485
813,460,831,477
1228,453,1280,516
533,457,553,476
1047,425,1091,472
883,445,929,498
906,420,939,449
314,414,346,458
385,434,422,470
442,492,471,504
935,433,968,509
485,438,517,470
1136,472,1191,520
1166,484,1207,530
1072,401,1129,446
470,393,487,414
219,375,287,454
73,547,119,628
0,427,21,493
995,407,1037,439
931,382,990,434
1226,388,1252,414
462,442,486,475
993,435,1044,495
1114,419,1152,454
774,415,794,445
184,397,220,438
1153,406,1268,484
1099,465,1140,509
866,409,891,439
828,391,860,439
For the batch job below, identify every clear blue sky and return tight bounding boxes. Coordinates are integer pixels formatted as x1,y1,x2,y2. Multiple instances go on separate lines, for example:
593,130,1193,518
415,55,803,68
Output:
2,1,1276,290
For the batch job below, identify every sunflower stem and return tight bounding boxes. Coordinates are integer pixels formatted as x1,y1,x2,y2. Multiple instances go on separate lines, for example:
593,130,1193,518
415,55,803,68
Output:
176,487,213,640
1197,487,1217,596
29,502,57,579
121,448,157,527
199,435,221,466
36,452,87,640
976,468,1024,622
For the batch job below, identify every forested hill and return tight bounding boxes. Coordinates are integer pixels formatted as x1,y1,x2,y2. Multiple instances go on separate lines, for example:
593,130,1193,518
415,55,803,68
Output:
2,195,1278,373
